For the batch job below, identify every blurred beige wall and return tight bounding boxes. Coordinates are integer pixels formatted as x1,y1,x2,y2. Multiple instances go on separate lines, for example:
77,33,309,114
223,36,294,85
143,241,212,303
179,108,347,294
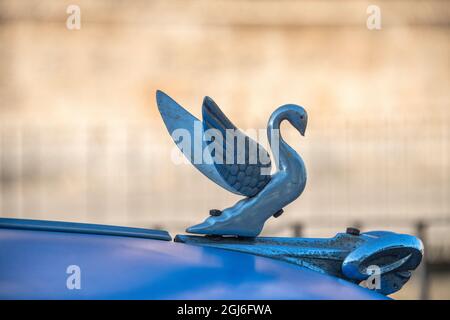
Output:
0,0,449,298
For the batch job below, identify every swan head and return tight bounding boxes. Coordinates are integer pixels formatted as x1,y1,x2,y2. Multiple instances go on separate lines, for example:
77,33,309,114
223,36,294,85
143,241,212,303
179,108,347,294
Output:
276,104,308,136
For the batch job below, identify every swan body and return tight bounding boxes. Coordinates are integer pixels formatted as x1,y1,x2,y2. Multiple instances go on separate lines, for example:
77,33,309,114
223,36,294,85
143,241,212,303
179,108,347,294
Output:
156,90,307,237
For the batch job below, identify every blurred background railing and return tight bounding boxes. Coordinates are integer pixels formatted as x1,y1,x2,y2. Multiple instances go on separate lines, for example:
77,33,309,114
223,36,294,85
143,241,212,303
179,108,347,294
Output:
0,0,449,299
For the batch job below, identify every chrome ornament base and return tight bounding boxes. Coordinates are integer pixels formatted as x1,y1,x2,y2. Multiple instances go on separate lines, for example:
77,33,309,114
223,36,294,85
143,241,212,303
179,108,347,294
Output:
175,230,423,295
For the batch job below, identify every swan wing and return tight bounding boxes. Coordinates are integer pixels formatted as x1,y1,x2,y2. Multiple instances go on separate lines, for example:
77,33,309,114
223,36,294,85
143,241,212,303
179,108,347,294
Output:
156,90,243,195
202,96,271,197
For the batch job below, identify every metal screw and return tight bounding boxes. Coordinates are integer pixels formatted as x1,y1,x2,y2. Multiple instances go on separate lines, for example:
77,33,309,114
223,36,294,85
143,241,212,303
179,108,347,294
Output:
273,209,284,218
209,209,222,216
346,227,360,236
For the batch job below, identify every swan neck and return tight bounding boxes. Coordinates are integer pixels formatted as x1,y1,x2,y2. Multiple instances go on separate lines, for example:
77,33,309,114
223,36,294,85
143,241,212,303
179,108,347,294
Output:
267,110,291,170
267,110,287,142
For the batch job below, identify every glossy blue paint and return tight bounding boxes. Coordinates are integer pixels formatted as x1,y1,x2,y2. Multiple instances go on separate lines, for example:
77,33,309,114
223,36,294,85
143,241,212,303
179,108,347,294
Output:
176,230,423,295
156,90,308,237
0,224,387,300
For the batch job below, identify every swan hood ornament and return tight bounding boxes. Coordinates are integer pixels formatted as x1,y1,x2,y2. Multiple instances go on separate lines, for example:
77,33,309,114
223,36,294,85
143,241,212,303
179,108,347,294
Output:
156,90,307,237
155,90,424,296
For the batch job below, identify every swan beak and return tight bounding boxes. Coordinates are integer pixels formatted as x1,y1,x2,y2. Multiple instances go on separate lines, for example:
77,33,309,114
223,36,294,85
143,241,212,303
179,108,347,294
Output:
300,127,306,136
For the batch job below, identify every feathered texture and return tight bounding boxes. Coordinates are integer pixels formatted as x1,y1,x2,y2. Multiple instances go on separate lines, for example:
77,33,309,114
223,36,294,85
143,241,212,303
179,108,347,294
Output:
202,96,271,197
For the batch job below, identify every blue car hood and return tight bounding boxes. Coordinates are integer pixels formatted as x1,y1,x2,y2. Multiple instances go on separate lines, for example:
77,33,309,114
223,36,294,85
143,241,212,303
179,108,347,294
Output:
0,219,387,299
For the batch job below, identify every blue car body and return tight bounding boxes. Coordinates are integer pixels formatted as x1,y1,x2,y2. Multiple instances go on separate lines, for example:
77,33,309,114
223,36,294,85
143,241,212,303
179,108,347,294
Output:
0,218,386,299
